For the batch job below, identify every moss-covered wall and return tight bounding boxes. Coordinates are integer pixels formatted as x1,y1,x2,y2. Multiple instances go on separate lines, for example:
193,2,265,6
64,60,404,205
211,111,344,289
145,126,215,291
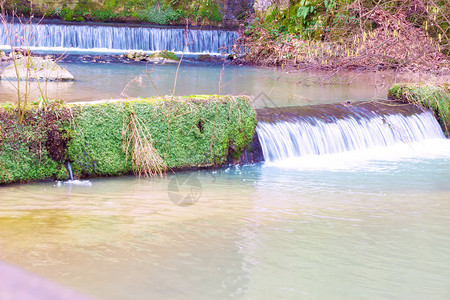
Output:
388,84,450,137
0,96,257,184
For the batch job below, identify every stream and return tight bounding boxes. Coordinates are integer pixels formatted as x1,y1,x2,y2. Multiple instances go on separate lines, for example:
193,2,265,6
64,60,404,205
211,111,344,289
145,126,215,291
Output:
1,21,449,300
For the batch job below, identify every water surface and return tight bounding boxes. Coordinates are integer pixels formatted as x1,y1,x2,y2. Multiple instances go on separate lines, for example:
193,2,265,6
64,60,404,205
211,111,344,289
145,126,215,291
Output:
0,62,394,107
1,142,450,299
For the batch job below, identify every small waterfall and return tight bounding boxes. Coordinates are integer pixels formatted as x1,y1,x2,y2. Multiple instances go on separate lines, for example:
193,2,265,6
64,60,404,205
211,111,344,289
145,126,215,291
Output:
256,103,446,162
0,22,238,54
64,161,74,181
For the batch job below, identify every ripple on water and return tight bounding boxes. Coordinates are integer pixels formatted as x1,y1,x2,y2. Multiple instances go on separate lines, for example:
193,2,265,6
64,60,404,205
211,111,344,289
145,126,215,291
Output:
0,156,449,299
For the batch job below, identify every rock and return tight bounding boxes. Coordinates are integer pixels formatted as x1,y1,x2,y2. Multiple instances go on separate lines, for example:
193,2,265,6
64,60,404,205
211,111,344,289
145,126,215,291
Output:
254,0,278,13
147,50,179,64
7,48,32,60
123,50,178,64
198,54,212,62
124,51,149,61
125,51,137,60
15,48,32,57
0,50,8,61
9,52,21,60
1,57,74,81
136,52,148,61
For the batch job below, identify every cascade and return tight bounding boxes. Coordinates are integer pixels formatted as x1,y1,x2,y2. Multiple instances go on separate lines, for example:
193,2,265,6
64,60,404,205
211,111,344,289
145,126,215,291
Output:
64,161,74,181
0,22,238,54
256,102,446,162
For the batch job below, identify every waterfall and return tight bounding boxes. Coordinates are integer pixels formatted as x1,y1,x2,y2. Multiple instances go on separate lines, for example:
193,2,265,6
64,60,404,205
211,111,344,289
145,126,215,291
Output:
256,103,446,162
64,161,74,181
0,22,239,54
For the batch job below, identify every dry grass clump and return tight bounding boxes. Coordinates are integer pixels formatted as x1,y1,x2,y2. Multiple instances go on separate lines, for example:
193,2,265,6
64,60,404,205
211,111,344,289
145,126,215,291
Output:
122,112,166,177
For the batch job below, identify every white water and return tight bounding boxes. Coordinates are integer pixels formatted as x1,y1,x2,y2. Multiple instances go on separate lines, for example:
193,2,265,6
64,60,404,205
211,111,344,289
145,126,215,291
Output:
257,111,446,164
265,138,450,171
0,22,238,54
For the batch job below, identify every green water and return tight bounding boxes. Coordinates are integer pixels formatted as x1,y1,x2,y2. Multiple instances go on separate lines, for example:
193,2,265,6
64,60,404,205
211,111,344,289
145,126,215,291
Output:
1,150,450,299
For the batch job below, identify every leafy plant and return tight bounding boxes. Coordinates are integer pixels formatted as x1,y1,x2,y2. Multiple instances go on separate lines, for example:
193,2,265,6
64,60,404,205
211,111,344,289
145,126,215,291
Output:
90,9,117,22
198,0,223,22
297,0,316,23
136,5,180,25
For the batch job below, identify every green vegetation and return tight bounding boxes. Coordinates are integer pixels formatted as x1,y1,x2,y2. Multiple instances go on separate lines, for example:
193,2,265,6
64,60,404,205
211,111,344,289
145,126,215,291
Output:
388,84,450,136
252,0,448,46
3,0,224,26
254,0,342,39
0,101,71,183
0,96,257,184
135,5,183,25
149,50,179,61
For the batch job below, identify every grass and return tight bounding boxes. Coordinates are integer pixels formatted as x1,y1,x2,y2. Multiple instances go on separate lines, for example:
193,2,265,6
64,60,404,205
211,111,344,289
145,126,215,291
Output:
388,83,450,136
122,111,167,177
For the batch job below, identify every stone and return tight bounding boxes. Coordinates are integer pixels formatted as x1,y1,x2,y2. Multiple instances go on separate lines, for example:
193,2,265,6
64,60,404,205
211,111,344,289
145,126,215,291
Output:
125,51,137,60
198,54,212,62
0,57,74,81
0,50,8,61
122,50,179,64
254,0,276,12
147,51,179,64
124,51,150,61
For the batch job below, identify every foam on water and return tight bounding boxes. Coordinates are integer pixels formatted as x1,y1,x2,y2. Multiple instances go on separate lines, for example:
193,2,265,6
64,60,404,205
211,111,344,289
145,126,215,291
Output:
56,180,92,186
0,46,225,56
264,138,450,171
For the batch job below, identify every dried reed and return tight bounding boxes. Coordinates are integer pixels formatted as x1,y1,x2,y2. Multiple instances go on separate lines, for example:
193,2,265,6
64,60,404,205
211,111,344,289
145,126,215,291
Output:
122,111,167,177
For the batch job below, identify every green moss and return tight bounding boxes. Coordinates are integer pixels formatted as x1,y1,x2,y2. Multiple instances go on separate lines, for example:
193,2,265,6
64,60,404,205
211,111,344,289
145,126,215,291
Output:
388,84,450,136
198,54,212,62
0,106,72,184
149,50,179,61
67,96,255,177
0,96,256,184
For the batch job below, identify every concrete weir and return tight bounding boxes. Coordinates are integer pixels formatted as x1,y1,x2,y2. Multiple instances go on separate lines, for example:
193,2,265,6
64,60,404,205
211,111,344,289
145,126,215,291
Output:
1,94,447,184
0,96,257,184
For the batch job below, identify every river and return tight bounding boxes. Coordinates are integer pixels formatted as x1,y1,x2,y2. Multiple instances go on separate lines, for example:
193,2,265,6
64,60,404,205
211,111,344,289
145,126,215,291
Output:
1,21,449,300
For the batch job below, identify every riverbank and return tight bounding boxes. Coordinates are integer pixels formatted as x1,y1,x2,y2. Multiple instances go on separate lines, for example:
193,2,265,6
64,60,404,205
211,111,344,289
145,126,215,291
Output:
0,96,257,184
235,1,449,76
235,25,450,75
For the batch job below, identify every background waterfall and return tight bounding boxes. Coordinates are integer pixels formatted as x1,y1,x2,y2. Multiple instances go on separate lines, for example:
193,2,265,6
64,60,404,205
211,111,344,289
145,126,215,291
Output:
0,22,239,54
256,104,446,162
